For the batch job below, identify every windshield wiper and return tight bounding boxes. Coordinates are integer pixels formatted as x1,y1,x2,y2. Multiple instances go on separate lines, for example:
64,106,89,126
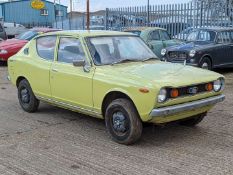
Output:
111,59,140,65
142,57,158,62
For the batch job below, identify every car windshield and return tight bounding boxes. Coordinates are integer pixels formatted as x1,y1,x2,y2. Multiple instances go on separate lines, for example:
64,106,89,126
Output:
88,36,157,65
16,31,38,40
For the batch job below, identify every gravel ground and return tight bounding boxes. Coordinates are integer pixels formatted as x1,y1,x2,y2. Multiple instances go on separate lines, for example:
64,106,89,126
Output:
0,64,233,175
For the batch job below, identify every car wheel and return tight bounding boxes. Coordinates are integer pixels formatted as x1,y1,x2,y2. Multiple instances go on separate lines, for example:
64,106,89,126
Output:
179,113,206,127
18,79,40,113
105,98,143,145
199,57,212,70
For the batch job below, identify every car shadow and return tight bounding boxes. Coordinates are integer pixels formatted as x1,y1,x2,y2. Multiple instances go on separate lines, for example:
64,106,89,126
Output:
0,61,7,66
214,67,233,74
37,102,216,148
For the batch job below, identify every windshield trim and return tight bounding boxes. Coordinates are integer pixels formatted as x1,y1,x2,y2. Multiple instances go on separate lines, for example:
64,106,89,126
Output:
84,35,156,66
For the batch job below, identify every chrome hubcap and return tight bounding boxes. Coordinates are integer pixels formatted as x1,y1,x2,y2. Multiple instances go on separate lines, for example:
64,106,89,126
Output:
112,112,128,133
201,62,209,69
21,88,30,104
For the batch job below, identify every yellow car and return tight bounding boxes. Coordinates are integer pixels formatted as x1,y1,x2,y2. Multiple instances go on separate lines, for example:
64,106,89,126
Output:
8,31,225,145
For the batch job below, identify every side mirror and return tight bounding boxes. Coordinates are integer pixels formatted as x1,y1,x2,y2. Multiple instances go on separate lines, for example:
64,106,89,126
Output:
73,59,85,67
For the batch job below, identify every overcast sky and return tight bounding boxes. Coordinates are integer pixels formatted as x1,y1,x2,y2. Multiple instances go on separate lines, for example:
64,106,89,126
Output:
50,0,190,12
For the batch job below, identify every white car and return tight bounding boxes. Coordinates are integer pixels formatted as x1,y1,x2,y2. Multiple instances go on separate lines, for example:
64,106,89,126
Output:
4,22,28,38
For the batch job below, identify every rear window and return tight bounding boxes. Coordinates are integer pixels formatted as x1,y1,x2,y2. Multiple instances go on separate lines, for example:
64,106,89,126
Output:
36,36,57,61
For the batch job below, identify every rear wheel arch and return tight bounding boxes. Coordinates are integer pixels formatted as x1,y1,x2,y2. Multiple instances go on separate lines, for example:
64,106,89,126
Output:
16,76,27,87
101,91,138,118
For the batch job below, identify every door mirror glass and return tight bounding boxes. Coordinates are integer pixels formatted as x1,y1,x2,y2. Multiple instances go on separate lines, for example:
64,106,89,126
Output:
73,59,85,67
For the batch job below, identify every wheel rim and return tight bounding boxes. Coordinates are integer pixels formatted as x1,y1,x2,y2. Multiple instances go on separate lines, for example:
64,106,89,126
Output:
20,88,30,104
201,62,209,70
112,111,129,135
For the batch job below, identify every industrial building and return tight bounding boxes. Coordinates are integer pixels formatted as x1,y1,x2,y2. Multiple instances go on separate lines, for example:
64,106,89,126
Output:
0,0,67,27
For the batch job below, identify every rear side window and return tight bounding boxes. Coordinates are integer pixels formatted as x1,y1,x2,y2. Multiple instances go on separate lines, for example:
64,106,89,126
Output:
36,36,57,61
217,31,232,44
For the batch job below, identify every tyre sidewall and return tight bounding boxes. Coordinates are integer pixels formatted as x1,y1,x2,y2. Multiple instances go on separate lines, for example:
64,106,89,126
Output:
105,99,142,145
200,57,212,70
18,79,39,112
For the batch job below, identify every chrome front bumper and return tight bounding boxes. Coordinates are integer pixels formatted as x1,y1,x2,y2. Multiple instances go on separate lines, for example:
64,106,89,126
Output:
150,95,225,118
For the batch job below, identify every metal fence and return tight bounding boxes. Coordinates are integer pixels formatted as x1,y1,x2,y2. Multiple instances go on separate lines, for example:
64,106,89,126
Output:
106,0,233,39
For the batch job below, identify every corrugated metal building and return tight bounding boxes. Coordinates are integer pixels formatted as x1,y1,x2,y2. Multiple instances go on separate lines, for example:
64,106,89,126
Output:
0,0,67,27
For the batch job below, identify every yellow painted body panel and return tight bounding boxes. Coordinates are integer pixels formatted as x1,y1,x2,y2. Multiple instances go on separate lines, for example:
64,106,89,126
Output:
8,31,224,124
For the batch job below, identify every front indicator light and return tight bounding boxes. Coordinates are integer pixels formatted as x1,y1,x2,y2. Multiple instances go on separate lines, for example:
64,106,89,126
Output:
170,88,179,98
205,83,213,91
139,88,149,93
158,88,167,103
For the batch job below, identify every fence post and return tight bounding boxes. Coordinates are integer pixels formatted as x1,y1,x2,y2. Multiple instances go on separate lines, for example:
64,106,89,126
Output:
147,0,150,26
105,8,109,30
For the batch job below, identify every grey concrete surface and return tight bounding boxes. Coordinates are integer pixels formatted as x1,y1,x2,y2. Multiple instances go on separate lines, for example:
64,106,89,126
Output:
0,65,233,175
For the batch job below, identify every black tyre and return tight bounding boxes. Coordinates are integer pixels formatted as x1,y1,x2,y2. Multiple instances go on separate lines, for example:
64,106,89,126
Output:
105,98,143,145
199,57,212,70
179,113,206,127
18,79,40,113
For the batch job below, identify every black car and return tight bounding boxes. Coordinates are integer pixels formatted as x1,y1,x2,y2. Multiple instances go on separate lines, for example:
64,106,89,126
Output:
161,27,233,70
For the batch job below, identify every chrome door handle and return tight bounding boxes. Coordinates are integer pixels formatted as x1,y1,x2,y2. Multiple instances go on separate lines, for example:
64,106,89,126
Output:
52,68,58,72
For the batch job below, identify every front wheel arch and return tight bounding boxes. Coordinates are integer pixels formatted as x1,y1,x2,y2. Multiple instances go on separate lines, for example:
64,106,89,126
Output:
102,91,138,118
199,55,213,70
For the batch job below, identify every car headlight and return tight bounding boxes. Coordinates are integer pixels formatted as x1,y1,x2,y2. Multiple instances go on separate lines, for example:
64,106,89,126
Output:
189,50,196,57
213,78,225,92
0,49,8,54
161,49,167,56
158,88,167,103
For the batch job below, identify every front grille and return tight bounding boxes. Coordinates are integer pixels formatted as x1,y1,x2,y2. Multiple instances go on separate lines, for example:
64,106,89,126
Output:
167,82,213,98
167,51,187,61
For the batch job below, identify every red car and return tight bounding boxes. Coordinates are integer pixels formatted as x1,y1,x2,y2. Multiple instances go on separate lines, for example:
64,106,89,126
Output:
0,28,59,62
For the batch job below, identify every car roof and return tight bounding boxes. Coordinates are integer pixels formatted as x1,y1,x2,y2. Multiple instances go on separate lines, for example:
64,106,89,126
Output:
124,27,166,32
30,28,61,33
39,30,136,37
194,27,233,32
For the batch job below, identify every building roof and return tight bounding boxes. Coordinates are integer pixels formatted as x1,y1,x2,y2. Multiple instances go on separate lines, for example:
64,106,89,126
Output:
0,0,67,8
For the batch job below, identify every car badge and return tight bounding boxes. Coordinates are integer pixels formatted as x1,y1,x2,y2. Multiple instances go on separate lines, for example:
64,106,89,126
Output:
188,87,198,94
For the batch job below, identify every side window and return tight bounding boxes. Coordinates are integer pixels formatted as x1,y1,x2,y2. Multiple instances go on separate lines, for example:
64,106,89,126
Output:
149,30,160,40
36,36,57,61
58,37,85,63
160,30,171,40
186,31,199,41
217,32,232,44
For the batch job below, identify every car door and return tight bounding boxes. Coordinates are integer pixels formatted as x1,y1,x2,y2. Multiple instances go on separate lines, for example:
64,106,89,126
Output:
29,35,57,98
147,30,163,57
214,31,232,66
50,36,94,111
